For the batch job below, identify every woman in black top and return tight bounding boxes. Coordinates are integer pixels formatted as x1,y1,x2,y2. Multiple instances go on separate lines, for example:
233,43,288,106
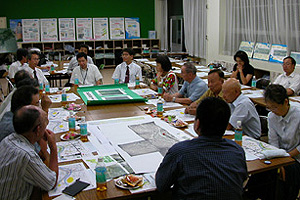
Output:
231,50,254,86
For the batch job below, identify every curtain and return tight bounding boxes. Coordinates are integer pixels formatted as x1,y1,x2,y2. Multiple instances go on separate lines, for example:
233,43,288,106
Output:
223,0,300,56
155,0,168,51
183,0,207,58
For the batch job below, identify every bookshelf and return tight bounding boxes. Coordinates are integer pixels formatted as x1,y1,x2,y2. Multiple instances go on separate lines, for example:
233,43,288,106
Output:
19,39,160,67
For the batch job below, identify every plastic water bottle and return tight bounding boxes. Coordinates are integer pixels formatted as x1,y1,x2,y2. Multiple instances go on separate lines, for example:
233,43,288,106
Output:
68,111,76,132
80,116,88,142
114,78,119,84
157,96,164,117
50,64,55,74
235,121,243,146
74,74,79,90
135,76,140,89
251,76,256,88
95,157,107,192
39,83,44,98
45,84,50,95
157,81,163,97
61,89,67,106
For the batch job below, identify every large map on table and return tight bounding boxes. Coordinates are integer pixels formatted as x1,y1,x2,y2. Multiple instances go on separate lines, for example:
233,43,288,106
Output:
77,84,146,105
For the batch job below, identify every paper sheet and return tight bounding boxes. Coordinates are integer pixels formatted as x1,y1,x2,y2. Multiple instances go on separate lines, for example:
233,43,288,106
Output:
134,58,149,62
196,72,208,78
48,93,80,103
146,99,183,108
48,108,70,121
48,162,95,197
47,121,69,134
56,140,94,163
131,88,157,96
130,173,156,194
241,89,264,98
163,108,195,122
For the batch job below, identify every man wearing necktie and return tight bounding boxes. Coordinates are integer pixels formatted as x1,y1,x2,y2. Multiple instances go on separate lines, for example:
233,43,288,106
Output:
23,51,49,87
112,48,142,84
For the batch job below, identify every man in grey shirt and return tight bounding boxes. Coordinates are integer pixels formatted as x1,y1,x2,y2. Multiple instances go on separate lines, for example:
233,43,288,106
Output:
163,62,208,105
222,78,261,139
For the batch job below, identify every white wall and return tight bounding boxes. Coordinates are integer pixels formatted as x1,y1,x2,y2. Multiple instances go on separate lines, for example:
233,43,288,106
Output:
205,0,300,74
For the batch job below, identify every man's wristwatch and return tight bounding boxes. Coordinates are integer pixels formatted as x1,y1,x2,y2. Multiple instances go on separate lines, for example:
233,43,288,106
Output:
172,97,176,102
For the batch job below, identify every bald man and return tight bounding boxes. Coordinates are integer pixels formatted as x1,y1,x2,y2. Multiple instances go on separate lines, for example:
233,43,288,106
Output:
0,105,58,199
222,78,261,139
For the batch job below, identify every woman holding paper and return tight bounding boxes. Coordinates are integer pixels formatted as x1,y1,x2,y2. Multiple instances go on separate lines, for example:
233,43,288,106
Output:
231,50,254,86
150,55,178,95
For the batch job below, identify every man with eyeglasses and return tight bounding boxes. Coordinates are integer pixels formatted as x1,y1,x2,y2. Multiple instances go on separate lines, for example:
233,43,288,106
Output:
24,51,49,86
112,48,142,84
264,84,300,200
273,56,300,96
0,105,58,200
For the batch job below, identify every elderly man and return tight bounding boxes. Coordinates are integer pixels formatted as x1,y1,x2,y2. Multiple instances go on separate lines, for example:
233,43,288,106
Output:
24,51,49,86
67,44,94,74
0,105,58,200
163,62,208,105
222,78,261,139
185,69,224,115
112,48,142,84
156,97,248,199
70,52,103,86
265,84,300,200
273,56,300,96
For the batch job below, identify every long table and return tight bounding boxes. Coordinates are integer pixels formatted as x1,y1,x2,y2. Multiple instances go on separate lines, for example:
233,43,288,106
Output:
43,88,295,200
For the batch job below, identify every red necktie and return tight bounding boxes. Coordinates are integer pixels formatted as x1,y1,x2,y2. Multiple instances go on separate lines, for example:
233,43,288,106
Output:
125,66,129,83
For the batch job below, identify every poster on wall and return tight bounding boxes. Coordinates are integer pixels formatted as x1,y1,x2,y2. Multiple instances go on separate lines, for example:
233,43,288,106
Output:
9,19,23,42
290,52,300,67
41,18,58,42
76,18,93,41
109,18,125,40
269,44,287,63
252,42,271,61
125,18,140,39
93,18,109,40
59,18,75,41
239,41,255,58
22,19,40,42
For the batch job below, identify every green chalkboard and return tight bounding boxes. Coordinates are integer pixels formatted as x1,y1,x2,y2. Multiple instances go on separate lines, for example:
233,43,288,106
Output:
2,0,154,38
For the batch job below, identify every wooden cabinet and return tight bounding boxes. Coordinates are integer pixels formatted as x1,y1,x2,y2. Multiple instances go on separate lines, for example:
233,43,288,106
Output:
19,39,160,67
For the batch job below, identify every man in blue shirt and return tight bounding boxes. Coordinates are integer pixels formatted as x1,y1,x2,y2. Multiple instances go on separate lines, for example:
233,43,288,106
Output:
163,62,207,105
156,97,248,199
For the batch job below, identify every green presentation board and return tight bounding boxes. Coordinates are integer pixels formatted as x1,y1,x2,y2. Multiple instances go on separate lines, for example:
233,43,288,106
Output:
77,84,146,105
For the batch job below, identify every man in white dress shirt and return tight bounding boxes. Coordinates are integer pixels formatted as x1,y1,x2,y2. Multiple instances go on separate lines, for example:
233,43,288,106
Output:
70,52,103,86
8,48,28,82
24,51,49,86
273,56,300,96
112,48,142,84
67,44,94,74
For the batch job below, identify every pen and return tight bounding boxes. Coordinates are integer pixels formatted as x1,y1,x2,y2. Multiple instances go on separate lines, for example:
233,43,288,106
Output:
61,153,81,158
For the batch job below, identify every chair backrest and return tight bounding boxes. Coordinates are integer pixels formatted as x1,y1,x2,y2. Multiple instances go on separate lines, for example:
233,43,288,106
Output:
256,78,270,89
259,115,268,136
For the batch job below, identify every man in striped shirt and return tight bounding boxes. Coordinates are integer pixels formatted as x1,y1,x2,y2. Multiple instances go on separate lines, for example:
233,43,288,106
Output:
0,105,58,200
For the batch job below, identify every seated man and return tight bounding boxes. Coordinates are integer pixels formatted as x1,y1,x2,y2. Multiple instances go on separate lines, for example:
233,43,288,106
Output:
0,70,32,120
67,44,94,74
0,105,58,200
163,62,208,105
156,97,248,199
222,78,261,139
273,56,300,96
23,51,49,86
112,48,142,84
185,69,224,115
70,52,103,86
265,84,300,200
0,84,51,143
8,48,28,82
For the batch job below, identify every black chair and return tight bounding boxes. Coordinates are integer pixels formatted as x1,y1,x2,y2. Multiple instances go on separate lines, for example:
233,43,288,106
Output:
259,115,268,143
256,78,270,89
